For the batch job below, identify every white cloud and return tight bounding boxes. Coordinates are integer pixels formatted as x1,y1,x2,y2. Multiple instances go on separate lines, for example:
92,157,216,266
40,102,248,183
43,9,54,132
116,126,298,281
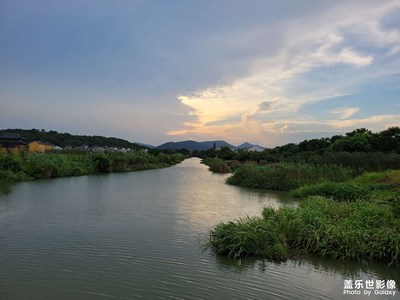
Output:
166,1,400,145
329,107,360,119
328,114,400,129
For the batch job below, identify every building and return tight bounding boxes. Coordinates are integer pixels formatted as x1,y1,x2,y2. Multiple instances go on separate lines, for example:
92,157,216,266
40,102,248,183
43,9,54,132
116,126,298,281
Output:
0,133,27,153
29,141,55,152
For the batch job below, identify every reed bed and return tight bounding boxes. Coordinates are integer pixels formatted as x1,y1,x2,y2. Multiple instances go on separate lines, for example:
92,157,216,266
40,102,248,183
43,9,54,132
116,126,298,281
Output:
208,196,400,266
202,158,232,173
291,182,368,201
226,163,354,191
0,151,185,182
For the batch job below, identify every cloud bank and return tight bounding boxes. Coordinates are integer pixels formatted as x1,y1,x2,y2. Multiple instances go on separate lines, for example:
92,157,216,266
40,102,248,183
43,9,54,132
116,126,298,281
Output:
169,1,400,146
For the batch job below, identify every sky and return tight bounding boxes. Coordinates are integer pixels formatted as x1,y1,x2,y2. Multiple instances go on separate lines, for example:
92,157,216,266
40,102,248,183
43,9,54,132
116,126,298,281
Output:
1,0,399,147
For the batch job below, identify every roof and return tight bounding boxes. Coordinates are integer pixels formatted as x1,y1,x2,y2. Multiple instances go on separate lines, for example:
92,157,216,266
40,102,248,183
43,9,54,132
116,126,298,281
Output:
0,133,26,141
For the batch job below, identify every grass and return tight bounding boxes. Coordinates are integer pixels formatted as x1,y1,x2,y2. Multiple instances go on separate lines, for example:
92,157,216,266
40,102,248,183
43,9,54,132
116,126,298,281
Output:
0,151,186,183
226,163,354,191
291,182,369,201
208,196,400,266
352,170,400,188
209,170,400,266
291,170,400,209
202,158,232,173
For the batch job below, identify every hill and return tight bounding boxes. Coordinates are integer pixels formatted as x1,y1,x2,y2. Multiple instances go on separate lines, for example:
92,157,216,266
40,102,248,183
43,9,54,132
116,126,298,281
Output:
201,140,236,149
157,140,209,151
237,142,254,149
0,129,143,149
237,142,266,151
157,140,237,151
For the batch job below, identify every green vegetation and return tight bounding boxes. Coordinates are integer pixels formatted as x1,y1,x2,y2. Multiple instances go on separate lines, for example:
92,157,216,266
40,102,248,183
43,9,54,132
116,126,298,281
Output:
0,128,143,149
202,158,231,173
197,127,400,175
208,196,400,266
226,163,354,191
206,129,400,265
291,182,368,201
0,151,185,182
209,170,400,265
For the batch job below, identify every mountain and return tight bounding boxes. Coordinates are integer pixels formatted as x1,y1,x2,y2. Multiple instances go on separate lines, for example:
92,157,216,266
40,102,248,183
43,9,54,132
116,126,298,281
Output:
157,140,236,151
237,142,254,149
136,142,155,148
237,142,266,152
201,140,236,149
157,140,209,151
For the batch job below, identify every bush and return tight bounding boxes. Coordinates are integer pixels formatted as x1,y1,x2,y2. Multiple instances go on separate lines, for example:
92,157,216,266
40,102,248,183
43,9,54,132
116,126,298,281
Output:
91,153,111,173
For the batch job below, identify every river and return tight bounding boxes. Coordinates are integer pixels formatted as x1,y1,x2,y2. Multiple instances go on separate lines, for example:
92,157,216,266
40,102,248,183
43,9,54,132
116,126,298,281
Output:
0,158,399,299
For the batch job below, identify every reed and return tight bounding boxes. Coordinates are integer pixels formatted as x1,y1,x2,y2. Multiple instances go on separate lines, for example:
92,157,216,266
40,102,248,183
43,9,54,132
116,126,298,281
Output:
202,158,232,173
291,182,368,201
226,163,353,191
208,196,400,266
0,151,186,182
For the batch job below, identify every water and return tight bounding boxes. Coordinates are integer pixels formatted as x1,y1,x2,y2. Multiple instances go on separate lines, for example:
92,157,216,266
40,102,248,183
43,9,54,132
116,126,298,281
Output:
0,158,398,299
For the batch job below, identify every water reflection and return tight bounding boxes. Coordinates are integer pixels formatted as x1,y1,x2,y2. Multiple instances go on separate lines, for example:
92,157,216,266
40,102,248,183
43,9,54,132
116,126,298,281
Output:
0,158,399,300
213,255,400,299
0,182,12,196
173,158,297,230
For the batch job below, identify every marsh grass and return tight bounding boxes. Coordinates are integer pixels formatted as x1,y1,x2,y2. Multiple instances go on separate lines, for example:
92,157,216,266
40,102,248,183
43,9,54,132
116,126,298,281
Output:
291,170,400,203
226,163,353,191
202,158,232,173
0,151,185,182
208,197,400,266
291,182,368,201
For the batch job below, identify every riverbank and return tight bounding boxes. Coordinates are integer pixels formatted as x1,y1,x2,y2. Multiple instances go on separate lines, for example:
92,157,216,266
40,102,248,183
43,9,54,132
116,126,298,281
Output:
0,151,186,183
3,157,395,300
208,170,400,266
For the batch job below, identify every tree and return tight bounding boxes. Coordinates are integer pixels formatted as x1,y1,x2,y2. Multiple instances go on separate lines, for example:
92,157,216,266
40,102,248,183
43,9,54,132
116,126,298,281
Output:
346,128,371,137
218,146,236,160
330,134,372,152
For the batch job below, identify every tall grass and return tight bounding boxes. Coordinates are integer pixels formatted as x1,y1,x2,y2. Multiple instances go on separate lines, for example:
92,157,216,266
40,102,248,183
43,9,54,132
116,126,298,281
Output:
291,182,368,201
308,152,400,172
226,163,354,191
291,170,400,202
202,158,232,173
208,196,400,266
0,151,185,182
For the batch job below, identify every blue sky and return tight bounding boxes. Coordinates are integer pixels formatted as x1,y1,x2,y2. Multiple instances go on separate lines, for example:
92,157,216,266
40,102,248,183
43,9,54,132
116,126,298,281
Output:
1,0,399,146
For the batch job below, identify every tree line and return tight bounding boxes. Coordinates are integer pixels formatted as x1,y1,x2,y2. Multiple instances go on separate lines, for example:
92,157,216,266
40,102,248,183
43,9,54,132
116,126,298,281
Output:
0,128,143,149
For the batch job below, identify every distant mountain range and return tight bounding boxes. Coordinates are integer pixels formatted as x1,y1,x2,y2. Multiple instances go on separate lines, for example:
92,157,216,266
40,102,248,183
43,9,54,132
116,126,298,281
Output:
1,128,266,152
156,140,265,152
136,142,155,148
237,142,254,149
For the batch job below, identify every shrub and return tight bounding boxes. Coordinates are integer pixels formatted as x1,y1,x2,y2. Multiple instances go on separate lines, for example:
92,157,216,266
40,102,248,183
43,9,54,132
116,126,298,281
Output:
91,153,111,173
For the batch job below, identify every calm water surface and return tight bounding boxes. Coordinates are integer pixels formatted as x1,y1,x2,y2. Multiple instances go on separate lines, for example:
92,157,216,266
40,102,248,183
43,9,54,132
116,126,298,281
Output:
0,158,399,300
